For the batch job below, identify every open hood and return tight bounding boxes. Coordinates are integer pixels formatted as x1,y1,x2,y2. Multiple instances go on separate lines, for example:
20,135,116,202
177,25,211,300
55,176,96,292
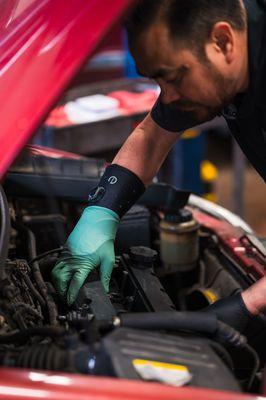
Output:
0,0,134,179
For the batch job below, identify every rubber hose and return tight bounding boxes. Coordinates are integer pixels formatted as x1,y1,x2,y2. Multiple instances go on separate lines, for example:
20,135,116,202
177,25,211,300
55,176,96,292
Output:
120,311,218,334
119,311,247,348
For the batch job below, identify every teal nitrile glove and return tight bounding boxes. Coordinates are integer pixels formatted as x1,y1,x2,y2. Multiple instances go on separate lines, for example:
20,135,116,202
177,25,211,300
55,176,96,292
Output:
52,206,120,305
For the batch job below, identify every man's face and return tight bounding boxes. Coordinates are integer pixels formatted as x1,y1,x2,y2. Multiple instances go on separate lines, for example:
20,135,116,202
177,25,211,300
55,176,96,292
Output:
130,22,238,123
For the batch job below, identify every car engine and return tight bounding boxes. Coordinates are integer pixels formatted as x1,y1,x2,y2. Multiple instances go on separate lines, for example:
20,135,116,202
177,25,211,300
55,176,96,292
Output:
1,148,266,394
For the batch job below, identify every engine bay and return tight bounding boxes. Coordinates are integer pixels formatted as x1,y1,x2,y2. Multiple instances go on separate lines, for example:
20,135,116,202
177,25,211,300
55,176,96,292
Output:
1,150,266,394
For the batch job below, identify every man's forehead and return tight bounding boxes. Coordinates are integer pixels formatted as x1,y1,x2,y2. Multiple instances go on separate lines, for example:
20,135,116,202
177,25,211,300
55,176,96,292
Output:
132,23,194,79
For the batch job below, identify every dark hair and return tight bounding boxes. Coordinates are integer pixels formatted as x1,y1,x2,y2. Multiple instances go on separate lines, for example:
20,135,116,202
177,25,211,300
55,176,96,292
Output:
126,0,246,54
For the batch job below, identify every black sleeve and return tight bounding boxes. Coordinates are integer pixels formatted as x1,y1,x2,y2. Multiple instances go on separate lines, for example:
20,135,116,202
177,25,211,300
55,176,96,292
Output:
88,164,145,218
151,96,198,132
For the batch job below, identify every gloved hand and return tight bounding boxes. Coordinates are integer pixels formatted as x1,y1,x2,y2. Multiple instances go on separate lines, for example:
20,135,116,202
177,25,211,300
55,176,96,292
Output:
205,292,265,337
52,206,120,305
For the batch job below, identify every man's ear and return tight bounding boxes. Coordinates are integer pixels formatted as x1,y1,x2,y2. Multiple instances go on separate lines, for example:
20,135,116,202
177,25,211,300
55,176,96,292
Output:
208,22,234,63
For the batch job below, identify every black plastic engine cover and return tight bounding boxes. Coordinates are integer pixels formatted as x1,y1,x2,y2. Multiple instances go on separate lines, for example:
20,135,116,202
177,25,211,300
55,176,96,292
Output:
101,328,241,392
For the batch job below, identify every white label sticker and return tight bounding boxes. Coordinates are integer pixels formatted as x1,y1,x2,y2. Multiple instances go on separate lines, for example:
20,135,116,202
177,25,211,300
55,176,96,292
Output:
133,359,193,387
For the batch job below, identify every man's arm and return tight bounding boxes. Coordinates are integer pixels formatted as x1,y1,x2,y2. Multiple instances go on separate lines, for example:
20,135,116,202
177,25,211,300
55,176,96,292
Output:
113,112,181,186
52,113,181,304
242,277,266,315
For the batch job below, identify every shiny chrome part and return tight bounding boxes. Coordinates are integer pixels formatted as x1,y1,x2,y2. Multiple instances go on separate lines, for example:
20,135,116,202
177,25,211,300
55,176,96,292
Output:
189,194,253,234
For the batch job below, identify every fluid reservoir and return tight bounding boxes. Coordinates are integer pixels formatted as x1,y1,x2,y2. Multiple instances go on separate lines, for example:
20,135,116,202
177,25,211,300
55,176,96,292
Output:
159,209,199,274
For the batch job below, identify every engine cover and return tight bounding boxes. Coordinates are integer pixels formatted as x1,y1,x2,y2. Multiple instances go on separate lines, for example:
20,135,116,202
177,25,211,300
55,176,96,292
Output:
100,328,241,392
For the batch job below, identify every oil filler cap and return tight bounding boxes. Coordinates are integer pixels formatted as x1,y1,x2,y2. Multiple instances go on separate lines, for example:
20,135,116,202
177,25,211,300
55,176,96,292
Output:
129,246,158,267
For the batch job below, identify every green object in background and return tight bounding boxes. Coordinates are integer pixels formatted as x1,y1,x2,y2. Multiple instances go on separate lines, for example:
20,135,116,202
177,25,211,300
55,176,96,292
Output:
52,206,120,305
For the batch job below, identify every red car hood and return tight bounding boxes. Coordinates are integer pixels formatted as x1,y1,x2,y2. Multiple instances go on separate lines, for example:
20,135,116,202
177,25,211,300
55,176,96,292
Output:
0,0,134,179
0,368,260,400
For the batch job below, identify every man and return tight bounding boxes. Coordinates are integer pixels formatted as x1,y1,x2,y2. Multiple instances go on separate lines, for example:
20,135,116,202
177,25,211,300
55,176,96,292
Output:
52,0,266,333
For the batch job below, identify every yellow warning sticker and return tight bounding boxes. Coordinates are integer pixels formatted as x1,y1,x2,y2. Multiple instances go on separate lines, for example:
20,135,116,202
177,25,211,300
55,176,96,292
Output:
132,359,192,387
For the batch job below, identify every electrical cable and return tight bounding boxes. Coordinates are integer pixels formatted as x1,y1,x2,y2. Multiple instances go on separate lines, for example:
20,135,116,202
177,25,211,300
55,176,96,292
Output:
0,185,10,280
192,329,259,390
18,271,46,306
12,221,58,325
242,343,260,391
0,326,66,344
29,247,63,265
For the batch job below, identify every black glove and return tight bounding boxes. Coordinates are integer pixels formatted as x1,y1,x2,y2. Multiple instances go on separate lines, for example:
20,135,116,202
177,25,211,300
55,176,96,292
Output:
205,293,265,337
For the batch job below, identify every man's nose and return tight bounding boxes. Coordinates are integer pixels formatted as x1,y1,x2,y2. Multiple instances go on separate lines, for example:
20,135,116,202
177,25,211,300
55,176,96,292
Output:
160,83,181,105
